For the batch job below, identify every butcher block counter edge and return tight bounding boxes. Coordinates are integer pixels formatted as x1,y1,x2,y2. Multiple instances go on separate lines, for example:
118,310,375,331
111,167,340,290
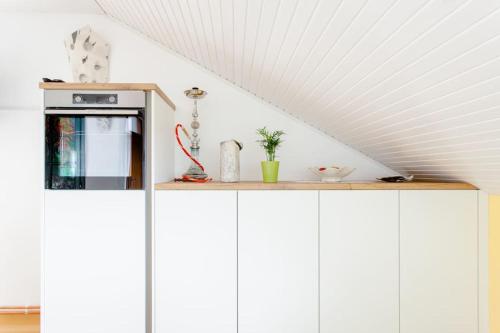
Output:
155,181,477,190
39,82,176,110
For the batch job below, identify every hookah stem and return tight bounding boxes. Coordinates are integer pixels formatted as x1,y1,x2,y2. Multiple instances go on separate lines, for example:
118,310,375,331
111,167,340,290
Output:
175,123,205,172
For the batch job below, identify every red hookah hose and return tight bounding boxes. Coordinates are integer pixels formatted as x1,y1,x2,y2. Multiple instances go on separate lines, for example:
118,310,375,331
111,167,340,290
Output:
175,124,211,183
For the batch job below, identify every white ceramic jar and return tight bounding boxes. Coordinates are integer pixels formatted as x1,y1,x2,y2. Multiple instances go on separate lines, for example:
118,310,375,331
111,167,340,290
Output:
220,140,243,182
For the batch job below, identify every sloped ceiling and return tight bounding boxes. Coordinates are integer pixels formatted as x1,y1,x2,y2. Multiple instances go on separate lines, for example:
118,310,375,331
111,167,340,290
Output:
97,0,500,192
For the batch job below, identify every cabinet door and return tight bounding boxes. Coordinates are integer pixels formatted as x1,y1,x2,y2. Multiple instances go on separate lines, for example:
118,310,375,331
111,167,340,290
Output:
238,190,318,333
155,190,237,333
400,190,478,333
43,190,145,333
320,190,399,333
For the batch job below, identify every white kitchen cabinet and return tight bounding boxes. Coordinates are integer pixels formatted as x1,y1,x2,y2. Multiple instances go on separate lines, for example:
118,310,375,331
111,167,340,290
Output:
238,190,318,333
400,190,478,333
43,190,145,333
320,190,399,333
154,190,237,333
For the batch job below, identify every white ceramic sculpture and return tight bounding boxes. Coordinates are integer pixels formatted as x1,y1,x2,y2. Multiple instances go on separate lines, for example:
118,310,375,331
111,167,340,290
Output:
64,26,110,83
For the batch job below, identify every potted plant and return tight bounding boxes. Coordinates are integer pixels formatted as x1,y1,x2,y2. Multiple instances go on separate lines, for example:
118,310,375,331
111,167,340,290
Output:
257,127,285,183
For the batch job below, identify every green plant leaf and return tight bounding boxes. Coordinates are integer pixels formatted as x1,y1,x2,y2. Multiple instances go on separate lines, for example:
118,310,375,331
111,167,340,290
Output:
256,127,285,161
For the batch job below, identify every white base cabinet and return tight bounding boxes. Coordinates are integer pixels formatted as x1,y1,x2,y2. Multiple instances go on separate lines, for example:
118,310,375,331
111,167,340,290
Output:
238,191,318,333
400,190,478,333
320,190,399,333
154,189,480,333
154,190,237,333
43,190,145,333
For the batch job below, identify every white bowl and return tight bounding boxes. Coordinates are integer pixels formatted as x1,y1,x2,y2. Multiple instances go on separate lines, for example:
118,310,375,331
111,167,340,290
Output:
309,166,355,182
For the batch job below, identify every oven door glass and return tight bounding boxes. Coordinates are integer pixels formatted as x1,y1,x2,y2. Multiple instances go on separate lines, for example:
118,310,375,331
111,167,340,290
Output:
45,115,143,190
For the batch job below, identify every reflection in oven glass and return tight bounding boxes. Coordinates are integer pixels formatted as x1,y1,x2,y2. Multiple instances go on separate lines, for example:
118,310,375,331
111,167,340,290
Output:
45,115,143,190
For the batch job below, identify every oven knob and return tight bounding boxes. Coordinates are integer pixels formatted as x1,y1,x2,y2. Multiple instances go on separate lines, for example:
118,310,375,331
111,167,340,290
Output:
74,95,83,103
108,95,116,103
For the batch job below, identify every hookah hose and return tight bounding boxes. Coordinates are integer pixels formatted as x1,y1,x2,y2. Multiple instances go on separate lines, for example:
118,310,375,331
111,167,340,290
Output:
175,123,211,183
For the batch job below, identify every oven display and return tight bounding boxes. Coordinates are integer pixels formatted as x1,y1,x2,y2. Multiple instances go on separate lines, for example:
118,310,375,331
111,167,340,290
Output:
72,93,118,105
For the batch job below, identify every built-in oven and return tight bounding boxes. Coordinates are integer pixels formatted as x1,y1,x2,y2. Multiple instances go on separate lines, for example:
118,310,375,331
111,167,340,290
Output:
44,90,145,190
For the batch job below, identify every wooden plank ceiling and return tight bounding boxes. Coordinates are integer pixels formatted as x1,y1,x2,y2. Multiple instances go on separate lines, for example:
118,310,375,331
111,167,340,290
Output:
97,0,500,193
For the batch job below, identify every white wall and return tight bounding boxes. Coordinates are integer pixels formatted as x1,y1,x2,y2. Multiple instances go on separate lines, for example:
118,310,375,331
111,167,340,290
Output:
0,12,395,305
0,111,41,306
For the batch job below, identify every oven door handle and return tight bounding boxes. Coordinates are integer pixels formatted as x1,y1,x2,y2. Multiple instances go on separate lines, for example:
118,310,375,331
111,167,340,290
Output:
44,109,140,116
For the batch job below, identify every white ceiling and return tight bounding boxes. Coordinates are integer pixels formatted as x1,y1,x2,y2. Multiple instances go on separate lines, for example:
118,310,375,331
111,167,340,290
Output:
15,0,500,192
95,0,500,193
0,0,102,13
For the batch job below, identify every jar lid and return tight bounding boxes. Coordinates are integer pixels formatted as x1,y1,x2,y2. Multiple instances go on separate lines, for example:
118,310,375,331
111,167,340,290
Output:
220,139,243,150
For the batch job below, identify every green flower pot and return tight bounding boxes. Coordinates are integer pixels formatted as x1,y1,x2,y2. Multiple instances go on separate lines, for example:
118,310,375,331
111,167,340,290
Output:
261,161,280,183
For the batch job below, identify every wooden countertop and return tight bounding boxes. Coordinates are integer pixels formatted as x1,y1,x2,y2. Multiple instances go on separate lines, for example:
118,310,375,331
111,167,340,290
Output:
155,181,477,190
39,82,176,110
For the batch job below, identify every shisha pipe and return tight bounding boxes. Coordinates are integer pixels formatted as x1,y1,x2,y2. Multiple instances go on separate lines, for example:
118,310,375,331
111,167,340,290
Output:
175,87,211,183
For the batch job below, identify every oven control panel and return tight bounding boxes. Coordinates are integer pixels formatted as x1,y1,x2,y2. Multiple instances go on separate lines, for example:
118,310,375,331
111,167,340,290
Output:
72,93,118,105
